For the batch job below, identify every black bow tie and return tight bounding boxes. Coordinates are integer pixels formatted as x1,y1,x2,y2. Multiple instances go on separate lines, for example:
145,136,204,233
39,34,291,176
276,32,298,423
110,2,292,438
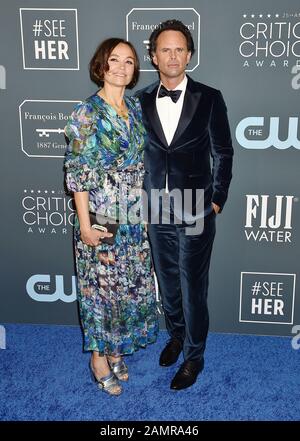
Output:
158,85,182,103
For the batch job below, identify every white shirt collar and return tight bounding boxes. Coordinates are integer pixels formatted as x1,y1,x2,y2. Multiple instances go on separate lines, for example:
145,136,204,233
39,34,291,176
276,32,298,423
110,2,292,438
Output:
157,75,188,96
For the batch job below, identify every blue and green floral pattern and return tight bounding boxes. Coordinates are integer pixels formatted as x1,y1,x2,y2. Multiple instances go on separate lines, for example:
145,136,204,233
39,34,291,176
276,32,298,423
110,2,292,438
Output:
64,93,158,355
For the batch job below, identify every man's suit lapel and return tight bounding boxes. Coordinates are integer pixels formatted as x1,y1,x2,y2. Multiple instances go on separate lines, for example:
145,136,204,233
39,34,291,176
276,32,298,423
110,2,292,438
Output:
170,77,202,147
142,76,202,149
142,84,168,149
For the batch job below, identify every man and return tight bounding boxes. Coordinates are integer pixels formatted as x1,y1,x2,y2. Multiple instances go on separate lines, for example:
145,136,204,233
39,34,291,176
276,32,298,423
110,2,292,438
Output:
137,20,233,390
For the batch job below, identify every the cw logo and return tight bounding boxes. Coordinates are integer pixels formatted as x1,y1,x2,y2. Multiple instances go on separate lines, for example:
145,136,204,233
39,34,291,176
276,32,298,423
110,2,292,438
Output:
236,117,300,149
26,274,76,303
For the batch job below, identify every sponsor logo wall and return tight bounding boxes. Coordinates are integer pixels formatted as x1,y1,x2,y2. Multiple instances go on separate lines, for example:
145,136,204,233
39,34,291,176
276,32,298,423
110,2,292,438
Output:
21,188,75,235
19,8,79,70
126,7,200,71
239,13,300,69
0,0,299,336
19,100,80,158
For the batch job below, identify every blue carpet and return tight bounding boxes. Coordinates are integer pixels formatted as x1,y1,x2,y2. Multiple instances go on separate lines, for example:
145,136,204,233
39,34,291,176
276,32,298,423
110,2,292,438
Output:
0,324,299,421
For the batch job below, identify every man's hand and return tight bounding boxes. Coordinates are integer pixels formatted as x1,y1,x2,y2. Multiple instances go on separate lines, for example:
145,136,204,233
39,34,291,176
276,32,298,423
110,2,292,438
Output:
212,202,221,214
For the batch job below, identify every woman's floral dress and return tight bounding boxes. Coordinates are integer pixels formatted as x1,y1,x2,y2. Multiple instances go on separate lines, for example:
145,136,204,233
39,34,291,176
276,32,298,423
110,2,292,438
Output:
64,93,158,355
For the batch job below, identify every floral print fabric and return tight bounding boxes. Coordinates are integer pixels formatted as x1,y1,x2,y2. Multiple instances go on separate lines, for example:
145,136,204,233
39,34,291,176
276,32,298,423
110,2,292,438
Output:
64,93,158,355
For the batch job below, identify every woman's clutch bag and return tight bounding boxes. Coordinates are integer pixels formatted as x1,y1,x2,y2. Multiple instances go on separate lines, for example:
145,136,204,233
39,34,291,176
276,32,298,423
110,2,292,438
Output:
89,212,119,245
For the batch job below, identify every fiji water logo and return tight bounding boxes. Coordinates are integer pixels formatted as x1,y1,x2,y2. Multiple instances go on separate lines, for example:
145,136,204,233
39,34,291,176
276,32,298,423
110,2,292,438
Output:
244,195,295,243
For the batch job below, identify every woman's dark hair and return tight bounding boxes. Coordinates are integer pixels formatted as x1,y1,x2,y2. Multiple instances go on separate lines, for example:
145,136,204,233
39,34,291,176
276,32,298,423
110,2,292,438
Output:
149,19,195,57
89,38,139,89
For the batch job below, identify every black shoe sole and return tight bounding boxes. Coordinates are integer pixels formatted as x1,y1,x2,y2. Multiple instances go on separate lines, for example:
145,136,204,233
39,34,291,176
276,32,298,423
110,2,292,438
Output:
159,360,177,367
170,378,197,390
159,353,181,367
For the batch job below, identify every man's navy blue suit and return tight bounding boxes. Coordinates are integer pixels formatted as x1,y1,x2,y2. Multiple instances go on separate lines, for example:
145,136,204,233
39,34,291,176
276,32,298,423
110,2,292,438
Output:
137,76,233,362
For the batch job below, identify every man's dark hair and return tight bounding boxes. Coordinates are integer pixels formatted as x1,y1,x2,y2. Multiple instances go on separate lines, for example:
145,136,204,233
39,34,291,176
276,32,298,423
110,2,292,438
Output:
149,19,195,57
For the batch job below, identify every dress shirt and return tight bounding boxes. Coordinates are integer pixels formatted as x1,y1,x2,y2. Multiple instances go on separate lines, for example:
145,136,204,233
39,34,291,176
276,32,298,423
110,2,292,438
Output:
156,75,187,146
156,76,187,192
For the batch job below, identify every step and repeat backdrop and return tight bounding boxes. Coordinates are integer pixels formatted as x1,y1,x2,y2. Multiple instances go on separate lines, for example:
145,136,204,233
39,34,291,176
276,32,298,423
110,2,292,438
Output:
1,0,299,336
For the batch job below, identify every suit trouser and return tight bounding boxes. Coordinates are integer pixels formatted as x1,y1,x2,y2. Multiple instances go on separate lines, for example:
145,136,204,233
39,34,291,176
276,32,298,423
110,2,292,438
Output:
148,212,216,362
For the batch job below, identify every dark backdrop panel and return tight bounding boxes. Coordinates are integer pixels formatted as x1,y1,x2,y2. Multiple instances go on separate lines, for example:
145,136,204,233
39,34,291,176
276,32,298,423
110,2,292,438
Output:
1,0,299,336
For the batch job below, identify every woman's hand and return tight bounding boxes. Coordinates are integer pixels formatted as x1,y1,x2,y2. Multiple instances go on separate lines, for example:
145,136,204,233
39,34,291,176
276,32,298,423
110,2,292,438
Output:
80,227,113,246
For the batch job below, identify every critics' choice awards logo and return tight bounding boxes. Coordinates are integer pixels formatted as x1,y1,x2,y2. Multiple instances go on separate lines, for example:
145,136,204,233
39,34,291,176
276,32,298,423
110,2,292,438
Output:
22,189,75,235
126,8,200,71
19,8,79,70
26,274,76,303
239,12,300,69
236,117,300,149
239,272,296,324
244,195,295,243
19,100,80,158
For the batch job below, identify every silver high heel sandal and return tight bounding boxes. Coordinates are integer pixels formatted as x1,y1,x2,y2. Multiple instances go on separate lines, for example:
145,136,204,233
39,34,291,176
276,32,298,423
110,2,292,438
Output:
108,358,129,382
89,361,122,396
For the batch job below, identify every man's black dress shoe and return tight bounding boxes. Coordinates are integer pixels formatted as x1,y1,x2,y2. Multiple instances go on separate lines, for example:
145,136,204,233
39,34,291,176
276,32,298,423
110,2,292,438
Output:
159,338,183,367
170,359,204,390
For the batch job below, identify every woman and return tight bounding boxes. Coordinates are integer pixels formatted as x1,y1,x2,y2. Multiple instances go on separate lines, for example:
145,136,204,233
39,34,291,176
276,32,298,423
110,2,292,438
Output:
64,38,158,396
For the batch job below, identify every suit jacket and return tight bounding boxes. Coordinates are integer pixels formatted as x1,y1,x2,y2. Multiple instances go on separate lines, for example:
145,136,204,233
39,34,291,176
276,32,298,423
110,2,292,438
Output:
136,76,233,221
